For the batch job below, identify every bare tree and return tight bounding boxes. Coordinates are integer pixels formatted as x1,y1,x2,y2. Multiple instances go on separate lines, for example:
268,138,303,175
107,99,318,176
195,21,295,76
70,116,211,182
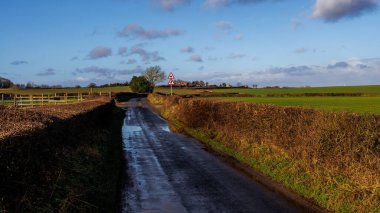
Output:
143,66,165,88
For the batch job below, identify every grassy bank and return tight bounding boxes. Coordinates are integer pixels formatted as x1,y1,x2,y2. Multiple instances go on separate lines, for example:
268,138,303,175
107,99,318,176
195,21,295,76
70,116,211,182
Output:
0,98,125,212
148,93,380,212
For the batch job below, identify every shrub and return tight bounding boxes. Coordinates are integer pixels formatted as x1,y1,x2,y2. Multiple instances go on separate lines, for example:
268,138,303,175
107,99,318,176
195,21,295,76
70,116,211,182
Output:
129,76,153,93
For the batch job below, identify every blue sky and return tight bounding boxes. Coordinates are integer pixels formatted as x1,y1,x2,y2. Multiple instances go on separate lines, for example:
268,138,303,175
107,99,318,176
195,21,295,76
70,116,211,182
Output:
1,0,379,87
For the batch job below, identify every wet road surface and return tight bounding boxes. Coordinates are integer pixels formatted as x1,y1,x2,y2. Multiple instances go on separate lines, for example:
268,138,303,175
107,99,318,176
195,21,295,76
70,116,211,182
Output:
120,98,304,213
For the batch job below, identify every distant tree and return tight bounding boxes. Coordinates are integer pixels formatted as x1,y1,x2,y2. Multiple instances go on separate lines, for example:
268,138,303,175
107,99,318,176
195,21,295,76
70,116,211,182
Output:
52,85,63,89
143,66,165,92
26,82,35,89
129,76,153,93
0,77,13,88
88,82,97,88
75,85,81,88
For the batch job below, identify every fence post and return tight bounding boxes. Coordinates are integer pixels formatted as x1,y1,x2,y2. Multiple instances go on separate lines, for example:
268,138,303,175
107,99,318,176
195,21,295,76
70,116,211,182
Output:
30,94,33,107
14,94,16,107
65,93,68,104
109,91,111,99
1,94,4,105
41,93,44,105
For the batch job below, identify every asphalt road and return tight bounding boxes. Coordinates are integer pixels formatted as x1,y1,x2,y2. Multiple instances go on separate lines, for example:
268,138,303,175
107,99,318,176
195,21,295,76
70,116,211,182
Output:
120,98,304,213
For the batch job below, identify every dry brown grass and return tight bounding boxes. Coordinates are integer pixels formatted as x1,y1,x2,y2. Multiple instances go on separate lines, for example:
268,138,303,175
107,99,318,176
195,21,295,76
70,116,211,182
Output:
0,98,109,139
149,93,380,212
0,97,123,212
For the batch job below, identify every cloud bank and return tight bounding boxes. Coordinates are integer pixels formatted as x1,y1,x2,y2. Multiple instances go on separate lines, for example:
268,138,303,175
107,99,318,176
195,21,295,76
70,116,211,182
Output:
184,58,380,87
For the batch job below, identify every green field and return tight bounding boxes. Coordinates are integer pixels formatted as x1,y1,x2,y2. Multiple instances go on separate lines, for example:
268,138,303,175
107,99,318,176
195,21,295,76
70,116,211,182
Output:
2,85,379,96
2,85,380,114
208,85,380,96
218,96,380,114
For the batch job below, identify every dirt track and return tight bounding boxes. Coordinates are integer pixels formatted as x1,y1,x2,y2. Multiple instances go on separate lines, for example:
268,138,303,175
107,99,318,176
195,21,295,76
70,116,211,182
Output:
120,98,305,213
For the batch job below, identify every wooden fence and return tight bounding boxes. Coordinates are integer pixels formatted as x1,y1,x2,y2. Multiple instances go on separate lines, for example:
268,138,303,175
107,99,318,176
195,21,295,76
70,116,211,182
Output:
0,92,112,107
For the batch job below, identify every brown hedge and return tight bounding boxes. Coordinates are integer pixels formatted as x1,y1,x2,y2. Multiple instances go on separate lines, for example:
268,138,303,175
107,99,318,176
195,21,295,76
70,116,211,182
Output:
150,93,380,212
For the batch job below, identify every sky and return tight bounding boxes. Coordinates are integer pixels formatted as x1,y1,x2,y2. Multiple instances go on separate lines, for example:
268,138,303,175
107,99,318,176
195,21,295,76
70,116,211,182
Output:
0,0,379,87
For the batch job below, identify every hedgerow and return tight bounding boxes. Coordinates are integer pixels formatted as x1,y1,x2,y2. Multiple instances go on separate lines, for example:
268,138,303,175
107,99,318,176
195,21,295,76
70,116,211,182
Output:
148,93,380,212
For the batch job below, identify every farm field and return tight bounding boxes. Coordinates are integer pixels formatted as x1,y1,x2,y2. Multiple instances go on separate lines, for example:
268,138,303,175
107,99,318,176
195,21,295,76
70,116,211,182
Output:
208,85,380,96
0,86,131,94
218,96,380,114
2,85,379,96
2,85,379,114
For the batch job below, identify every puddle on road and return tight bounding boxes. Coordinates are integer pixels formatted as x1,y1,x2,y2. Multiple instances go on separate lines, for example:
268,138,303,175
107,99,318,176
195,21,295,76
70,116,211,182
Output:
161,126,170,132
121,108,187,213
125,125,142,132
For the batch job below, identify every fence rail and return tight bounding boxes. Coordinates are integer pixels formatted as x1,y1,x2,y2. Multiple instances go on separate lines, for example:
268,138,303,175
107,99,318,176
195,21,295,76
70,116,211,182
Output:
0,92,112,107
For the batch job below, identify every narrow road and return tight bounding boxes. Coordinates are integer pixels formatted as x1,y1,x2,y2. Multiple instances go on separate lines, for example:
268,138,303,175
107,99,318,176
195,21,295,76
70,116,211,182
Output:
120,98,304,213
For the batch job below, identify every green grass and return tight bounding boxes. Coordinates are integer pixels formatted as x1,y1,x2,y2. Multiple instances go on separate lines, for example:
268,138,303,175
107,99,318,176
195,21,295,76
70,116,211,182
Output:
209,85,380,96
218,96,380,114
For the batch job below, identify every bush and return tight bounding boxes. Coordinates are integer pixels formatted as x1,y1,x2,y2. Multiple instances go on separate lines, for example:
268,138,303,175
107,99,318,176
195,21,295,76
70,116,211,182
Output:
129,76,153,93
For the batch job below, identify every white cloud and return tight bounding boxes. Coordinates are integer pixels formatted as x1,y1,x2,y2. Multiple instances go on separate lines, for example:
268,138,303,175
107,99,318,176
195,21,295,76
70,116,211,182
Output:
204,0,229,8
215,21,233,30
180,46,194,53
189,54,203,62
36,68,56,76
129,47,166,63
228,53,247,59
156,0,190,10
234,34,244,40
118,24,184,40
88,46,112,59
313,0,378,22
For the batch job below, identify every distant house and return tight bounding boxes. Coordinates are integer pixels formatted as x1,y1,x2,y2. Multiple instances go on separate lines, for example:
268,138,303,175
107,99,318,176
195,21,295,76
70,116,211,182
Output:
175,80,189,87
